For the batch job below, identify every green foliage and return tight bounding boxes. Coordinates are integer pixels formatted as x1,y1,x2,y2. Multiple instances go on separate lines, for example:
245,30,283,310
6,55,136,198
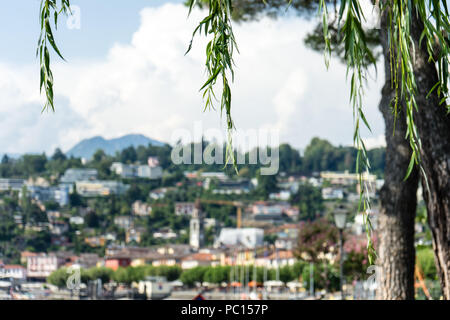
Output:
0,138,384,181
278,144,303,173
264,234,278,245
256,171,279,198
180,262,307,287
417,247,438,280
379,0,450,183
48,266,114,287
323,0,378,264
125,184,146,203
290,183,324,221
25,230,52,252
85,211,100,228
120,147,138,164
180,266,209,286
204,265,231,284
47,267,69,287
85,266,114,284
69,186,84,207
301,262,339,291
112,267,132,284
22,154,48,176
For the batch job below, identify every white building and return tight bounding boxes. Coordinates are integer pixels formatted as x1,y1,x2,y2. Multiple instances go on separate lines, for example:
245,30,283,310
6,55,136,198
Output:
23,185,69,206
269,190,291,201
132,200,152,216
265,250,296,269
0,178,25,191
114,216,133,229
175,202,195,216
251,201,292,220
190,202,204,250
111,162,134,177
60,168,98,184
320,171,377,186
181,252,220,270
75,180,129,197
149,188,172,200
0,265,27,280
322,187,345,200
215,228,264,248
204,218,217,229
153,228,177,240
50,221,69,235
26,254,61,279
199,172,227,180
110,157,162,179
69,216,84,225
136,165,163,179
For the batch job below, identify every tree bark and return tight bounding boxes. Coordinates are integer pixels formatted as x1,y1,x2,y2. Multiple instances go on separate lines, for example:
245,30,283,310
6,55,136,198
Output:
376,11,420,300
410,12,450,299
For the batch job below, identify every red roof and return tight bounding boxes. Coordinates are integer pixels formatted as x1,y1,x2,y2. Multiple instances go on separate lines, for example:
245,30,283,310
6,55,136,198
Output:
3,265,26,270
182,253,215,262
267,250,294,260
21,251,38,258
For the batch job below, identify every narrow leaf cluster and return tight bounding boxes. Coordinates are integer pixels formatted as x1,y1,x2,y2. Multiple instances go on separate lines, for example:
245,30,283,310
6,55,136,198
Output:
186,0,239,169
316,0,449,264
38,0,71,112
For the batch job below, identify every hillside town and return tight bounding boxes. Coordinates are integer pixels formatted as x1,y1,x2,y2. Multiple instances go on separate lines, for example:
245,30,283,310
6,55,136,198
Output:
0,138,437,300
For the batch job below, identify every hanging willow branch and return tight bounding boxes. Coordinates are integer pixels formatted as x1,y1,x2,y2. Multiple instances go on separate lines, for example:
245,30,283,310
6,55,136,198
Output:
317,0,449,264
38,0,71,111
187,0,448,265
315,0,378,264
186,0,239,169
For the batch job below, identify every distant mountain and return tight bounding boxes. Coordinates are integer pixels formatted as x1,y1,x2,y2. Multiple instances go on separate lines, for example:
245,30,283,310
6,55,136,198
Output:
66,134,165,159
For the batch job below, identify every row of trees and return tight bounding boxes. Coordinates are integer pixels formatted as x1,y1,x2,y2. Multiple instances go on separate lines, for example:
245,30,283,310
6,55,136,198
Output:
47,262,340,291
0,137,386,180
47,265,182,288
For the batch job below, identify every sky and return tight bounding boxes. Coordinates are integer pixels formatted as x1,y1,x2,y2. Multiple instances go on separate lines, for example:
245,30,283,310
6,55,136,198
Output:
0,0,385,155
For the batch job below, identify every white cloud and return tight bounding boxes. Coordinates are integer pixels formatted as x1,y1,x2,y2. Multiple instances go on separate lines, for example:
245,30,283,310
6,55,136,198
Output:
0,3,385,154
363,134,386,149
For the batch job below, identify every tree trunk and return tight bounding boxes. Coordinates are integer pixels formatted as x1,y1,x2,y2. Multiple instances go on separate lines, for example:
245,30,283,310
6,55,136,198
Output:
410,12,450,299
376,11,420,300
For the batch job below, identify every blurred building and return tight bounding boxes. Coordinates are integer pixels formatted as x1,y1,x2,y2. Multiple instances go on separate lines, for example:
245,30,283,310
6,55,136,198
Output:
189,201,204,250
0,178,24,191
60,168,98,184
0,265,27,280
23,185,69,206
26,252,74,280
215,228,264,249
132,200,152,216
111,157,162,179
175,202,195,216
75,180,129,197
114,216,133,229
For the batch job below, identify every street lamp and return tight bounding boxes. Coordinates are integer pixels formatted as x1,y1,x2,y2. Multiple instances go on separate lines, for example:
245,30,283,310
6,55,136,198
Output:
333,207,347,300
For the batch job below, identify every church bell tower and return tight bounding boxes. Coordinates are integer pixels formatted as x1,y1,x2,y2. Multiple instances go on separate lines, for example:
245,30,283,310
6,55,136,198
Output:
189,200,204,250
